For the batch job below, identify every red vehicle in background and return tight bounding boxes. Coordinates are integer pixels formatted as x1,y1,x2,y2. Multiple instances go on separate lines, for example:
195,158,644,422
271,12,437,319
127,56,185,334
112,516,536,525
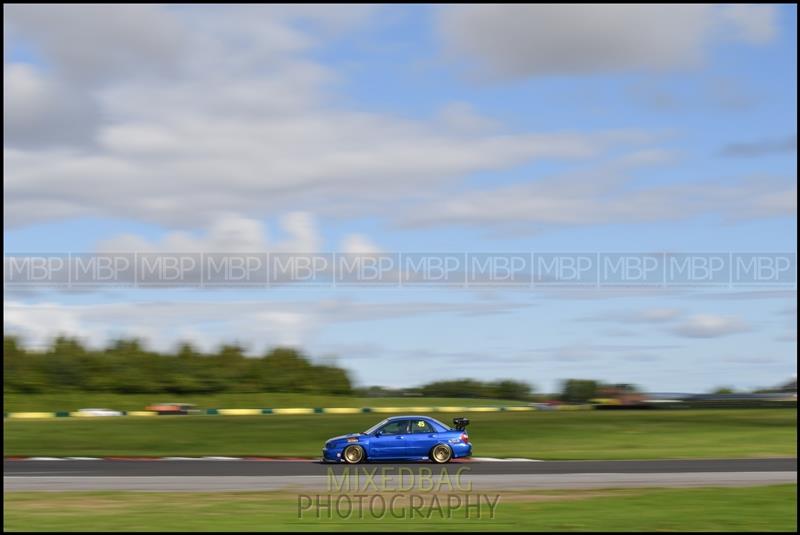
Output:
144,402,198,415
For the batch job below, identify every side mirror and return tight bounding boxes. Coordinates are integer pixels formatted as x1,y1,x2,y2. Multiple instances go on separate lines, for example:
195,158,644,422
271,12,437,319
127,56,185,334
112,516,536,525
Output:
374,431,382,437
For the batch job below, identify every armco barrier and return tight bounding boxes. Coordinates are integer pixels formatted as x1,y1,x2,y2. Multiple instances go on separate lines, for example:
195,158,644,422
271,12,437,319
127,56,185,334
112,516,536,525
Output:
271,408,316,415
4,402,795,419
320,407,362,414
217,409,262,416
4,404,597,419
7,412,56,419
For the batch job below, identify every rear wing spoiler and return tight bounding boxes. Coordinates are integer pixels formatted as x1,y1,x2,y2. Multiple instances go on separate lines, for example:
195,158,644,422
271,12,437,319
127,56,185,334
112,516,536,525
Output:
452,417,470,431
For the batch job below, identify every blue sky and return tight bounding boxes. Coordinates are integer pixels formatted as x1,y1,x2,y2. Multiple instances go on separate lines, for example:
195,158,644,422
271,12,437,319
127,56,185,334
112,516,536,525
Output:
3,5,797,393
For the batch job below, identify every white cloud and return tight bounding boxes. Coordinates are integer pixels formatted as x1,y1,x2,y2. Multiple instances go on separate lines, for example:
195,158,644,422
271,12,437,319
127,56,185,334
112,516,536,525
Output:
399,166,796,231
3,63,100,146
628,76,759,113
4,123,637,229
97,212,372,254
671,314,751,338
638,308,683,323
436,101,501,134
4,4,376,82
689,290,797,301
581,307,683,324
4,4,658,229
3,4,361,151
720,135,797,157
97,214,271,253
719,5,778,44
3,5,793,236
437,5,778,79
4,4,186,83
276,212,321,253
3,302,91,345
3,298,527,353
545,342,678,363
3,300,313,352
341,234,382,255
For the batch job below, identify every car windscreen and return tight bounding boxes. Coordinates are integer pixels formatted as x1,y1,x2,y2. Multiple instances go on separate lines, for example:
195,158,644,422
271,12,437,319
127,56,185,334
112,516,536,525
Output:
363,418,389,434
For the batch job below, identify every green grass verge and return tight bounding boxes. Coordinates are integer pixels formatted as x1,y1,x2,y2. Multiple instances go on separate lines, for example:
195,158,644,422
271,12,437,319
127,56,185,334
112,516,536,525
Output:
4,485,797,531
3,393,523,412
4,409,796,459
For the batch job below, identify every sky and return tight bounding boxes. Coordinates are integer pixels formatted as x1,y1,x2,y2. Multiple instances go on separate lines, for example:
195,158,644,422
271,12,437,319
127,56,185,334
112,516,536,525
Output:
3,4,797,393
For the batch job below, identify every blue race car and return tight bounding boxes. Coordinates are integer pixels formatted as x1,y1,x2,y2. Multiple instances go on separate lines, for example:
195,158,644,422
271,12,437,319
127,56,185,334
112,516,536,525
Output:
322,415,472,464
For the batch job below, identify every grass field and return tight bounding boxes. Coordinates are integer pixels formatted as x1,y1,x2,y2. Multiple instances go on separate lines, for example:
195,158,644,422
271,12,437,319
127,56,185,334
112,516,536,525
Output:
4,409,796,459
4,485,797,531
3,393,525,413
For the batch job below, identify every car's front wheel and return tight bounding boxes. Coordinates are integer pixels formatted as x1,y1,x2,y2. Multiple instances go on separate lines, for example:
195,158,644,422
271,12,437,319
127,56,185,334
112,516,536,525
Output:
430,444,452,464
342,444,365,464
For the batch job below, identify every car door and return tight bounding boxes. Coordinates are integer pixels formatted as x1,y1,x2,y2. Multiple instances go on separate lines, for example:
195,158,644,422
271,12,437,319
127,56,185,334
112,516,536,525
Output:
369,419,410,459
406,418,439,457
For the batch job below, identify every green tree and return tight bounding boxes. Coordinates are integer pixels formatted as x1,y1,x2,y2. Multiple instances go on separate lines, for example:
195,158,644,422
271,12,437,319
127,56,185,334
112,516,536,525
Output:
560,379,598,403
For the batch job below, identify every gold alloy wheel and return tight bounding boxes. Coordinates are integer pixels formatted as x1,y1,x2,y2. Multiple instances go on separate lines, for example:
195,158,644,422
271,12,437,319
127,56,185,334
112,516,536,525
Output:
343,445,364,464
431,444,452,463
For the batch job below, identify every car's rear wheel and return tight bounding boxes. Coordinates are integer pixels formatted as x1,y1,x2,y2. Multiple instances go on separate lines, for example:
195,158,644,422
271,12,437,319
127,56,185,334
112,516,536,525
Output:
430,444,452,464
343,444,365,464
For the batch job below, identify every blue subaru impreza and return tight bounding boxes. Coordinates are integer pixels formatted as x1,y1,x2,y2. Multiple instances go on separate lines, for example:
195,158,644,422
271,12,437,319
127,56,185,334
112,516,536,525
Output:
322,415,472,463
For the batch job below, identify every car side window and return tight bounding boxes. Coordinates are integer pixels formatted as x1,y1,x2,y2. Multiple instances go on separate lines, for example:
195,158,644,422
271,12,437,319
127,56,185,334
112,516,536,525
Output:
378,420,408,435
411,420,434,434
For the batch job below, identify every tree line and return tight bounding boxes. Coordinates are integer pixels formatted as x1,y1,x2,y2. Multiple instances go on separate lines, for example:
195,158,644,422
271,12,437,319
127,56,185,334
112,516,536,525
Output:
3,336,534,400
353,381,534,401
3,336,353,395
417,378,533,401
11,336,702,403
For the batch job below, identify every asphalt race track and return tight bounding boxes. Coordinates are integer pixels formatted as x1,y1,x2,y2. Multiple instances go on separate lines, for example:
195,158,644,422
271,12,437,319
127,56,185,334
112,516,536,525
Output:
5,458,796,491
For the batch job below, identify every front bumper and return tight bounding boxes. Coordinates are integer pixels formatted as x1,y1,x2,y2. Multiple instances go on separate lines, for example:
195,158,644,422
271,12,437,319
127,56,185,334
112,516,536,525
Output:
322,445,345,462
